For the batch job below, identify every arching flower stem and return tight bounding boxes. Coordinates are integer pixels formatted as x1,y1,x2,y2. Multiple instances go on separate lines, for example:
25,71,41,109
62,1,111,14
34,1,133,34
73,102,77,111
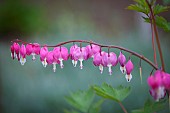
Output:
12,39,158,70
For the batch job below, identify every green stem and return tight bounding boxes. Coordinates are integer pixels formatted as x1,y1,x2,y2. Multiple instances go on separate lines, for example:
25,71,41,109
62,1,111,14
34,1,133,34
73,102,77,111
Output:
119,102,128,113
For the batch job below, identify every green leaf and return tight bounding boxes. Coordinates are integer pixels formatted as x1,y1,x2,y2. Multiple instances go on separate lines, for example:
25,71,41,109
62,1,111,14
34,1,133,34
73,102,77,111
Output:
127,4,149,14
89,99,104,113
142,17,150,23
63,109,80,113
132,99,166,113
65,88,95,113
153,4,170,15
127,0,149,14
92,83,131,102
155,16,170,31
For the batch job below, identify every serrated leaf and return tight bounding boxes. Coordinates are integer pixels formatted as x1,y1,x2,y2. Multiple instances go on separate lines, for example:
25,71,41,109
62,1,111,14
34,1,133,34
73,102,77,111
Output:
155,16,170,31
133,0,148,7
127,4,149,14
142,17,150,23
63,109,80,113
132,99,166,113
65,88,95,113
89,99,104,113
153,4,170,15
92,83,131,102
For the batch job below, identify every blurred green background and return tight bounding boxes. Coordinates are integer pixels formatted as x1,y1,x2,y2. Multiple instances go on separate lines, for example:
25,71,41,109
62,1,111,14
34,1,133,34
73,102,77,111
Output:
0,0,170,113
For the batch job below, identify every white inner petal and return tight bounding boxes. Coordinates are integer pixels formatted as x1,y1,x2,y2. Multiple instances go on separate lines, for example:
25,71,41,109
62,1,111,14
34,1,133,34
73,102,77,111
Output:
20,57,26,65
59,58,64,69
120,66,126,74
79,58,83,69
53,63,56,72
125,74,132,82
32,53,36,61
156,86,165,101
42,58,47,67
107,64,112,75
99,64,103,74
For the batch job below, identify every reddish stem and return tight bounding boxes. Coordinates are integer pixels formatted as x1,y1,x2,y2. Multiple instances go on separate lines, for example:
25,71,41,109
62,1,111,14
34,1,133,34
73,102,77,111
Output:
119,102,128,113
150,17,157,66
12,39,158,70
146,0,165,71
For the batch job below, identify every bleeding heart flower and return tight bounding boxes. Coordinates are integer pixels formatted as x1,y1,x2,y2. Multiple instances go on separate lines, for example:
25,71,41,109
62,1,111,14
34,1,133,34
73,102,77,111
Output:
10,44,15,60
147,70,166,101
53,47,69,68
102,52,118,75
118,52,126,74
162,73,170,90
40,46,48,67
26,43,40,60
86,44,100,58
125,59,134,82
73,47,89,69
93,51,106,74
13,42,20,61
46,51,59,72
70,44,78,67
20,44,26,65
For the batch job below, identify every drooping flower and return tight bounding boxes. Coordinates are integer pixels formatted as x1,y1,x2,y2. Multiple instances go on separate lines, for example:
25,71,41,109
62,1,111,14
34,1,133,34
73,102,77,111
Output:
40,46,48,67
13,42,20,61
10,44,15,59
125,59,134,82
147,70,166,101
53,47,69,68
19,44,26,65
70,44,78,67
162,73,170,90
46,51,59,72
26,43,40,61
73,47,89,69
118,52,126,74
86,44,100,58
93,51,106,73
102,52,118,75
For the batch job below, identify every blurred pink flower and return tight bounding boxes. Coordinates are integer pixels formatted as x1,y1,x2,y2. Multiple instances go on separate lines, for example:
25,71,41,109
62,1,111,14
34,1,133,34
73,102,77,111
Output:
53,47,69,68
13,42,20,61
40,46,48,67
70,44,78,67
147,70,166,101
73,47,89,69
20,44,26,65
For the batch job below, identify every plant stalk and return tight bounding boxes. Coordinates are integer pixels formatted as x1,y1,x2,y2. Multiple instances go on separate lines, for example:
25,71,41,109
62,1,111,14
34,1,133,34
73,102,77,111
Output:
119,102,128,113
146,0,165,71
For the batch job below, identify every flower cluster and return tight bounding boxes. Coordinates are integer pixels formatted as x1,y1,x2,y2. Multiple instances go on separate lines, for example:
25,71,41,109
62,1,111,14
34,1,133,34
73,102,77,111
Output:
147,70,170,101
10,41,134,82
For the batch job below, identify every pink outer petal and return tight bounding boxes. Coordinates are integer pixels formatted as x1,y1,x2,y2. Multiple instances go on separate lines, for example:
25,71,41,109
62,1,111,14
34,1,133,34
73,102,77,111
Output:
118,52,126,67
26,43,33,55
93,52,102,66
86,44,100,58
61,47,69,60
81,47,89,60
40,46,48,61
162,73,170,90
13,42,20,61
20,44,26,58
10,45,15,59
101,52,108,67
33,43,40,55
147,76,159,89
125,59,134,75
46,51,54,64
70,44,78,59
109,52,118,66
